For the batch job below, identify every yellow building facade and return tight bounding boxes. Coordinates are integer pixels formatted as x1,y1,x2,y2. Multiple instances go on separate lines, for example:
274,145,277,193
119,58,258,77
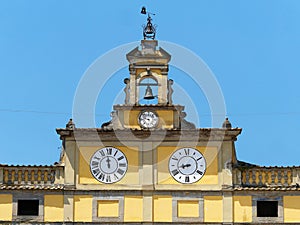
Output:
1,17,300,225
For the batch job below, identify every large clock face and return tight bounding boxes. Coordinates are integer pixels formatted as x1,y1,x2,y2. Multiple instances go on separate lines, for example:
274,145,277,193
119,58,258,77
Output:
90,147,128,184
169,147,206,184
138,110,159,129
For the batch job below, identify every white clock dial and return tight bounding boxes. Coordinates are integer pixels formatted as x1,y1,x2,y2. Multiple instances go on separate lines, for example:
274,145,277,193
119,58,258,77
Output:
169,147,206,184
138,110,159,129
90,147,128,184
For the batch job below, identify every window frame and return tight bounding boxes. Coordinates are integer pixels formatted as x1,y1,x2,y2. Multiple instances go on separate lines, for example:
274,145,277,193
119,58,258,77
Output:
12,192,44,222
257,200,278,217
252,196,283,223
17,199,39,216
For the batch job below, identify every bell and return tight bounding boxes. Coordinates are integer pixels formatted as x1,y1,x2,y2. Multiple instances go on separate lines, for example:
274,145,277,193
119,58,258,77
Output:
141,6,146,14
144,85,155,100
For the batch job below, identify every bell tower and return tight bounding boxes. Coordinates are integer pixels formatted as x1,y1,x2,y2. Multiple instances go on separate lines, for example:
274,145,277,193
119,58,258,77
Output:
126,39,171,106
103,10,195,130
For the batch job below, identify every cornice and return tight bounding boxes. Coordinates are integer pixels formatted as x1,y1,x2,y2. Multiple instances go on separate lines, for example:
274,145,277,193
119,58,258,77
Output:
56,128,242,142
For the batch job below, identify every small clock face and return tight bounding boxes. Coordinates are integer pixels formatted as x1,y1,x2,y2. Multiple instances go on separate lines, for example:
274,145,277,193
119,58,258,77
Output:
169,147,206,184
138,110,159,129
90,147,128,184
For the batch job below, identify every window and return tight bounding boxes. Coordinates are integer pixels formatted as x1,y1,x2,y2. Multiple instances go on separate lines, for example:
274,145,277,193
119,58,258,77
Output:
17,200,39,216
257,201,278,217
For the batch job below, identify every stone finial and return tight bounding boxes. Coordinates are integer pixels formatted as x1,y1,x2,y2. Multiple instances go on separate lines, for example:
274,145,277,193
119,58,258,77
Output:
222,118,232,129
66,118,75,130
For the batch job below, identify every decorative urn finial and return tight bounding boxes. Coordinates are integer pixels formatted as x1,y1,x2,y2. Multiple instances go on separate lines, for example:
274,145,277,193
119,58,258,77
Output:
222,117,232,129
66,118,75,130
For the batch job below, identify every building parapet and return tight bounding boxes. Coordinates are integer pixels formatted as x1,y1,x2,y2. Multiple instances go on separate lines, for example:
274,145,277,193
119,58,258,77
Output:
234,165,300,188
0,165,64,186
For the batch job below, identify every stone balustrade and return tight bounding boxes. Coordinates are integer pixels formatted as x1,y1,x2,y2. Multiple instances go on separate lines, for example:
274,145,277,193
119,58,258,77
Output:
239,167,293,187
0,166,64,185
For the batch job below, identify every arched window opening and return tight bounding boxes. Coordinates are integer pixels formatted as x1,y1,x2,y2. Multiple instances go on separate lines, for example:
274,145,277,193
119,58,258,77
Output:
138,76,158,105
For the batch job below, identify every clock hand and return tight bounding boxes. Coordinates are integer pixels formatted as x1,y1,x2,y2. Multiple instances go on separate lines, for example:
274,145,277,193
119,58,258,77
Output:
180,163,192,169
106,157,111,169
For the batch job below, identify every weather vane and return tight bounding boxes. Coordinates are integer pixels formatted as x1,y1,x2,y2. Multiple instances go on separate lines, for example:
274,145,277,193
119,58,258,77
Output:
141,6,157,40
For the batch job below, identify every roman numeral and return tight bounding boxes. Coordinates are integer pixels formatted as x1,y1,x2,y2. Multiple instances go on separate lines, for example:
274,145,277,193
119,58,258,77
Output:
99,150,105,156
118,156,124,161
185,176,190,183
114,149,118,157
119,163,126,167
91,161,98,167
114,174,119,180
197,170,203,175
98,173,105,181
106,147,112,155
117,168,125,175
92,168,100,177
171,156,178,161
171,169,179,176
197,157,203,161
106,175,111,183
184,148,189,155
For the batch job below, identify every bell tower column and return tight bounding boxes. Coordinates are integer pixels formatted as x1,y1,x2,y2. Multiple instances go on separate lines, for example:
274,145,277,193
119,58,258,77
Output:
129,66,137,105
157,66,168,105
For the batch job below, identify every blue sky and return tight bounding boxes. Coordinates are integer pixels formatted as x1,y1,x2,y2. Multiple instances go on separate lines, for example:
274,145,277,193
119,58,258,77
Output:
0,1,300,166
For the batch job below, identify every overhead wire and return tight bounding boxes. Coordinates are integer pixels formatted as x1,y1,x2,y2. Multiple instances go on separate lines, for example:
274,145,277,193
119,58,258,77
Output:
1,108,300,118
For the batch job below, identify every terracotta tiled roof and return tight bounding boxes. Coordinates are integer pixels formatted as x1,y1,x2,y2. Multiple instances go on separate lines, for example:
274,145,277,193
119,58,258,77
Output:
0,184,64,190
254,166,300,169
0,164,61,167
235,160,300,169
234,186,300,191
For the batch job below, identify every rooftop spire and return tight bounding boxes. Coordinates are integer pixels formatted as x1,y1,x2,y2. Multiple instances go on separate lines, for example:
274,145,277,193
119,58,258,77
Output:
141,6,156,40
